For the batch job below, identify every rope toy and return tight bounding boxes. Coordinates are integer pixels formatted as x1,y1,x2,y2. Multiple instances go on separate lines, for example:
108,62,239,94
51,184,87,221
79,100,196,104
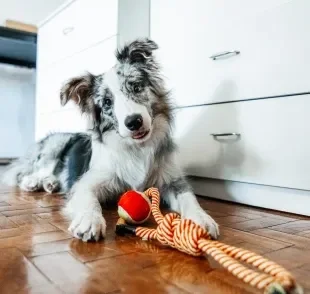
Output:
115,188,302,294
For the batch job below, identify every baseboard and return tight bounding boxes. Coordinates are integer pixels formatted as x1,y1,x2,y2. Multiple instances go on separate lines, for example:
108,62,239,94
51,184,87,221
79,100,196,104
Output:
189,177,310,216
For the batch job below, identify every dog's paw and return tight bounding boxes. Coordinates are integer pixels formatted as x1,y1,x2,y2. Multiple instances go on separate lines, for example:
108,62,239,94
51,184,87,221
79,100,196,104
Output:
68,210,106,242
43,176,60,193
183,209,219,239
19,176,40,192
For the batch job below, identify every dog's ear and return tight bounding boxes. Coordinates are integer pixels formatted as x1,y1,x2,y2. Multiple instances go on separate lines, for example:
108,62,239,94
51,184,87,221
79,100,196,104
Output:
116,38,158,64
60,73,94,112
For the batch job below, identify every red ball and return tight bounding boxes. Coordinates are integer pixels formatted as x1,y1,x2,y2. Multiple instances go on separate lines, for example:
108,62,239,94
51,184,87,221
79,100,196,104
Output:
118,190,151,224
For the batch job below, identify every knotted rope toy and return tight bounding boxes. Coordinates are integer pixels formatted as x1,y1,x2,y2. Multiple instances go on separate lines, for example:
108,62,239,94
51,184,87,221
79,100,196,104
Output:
115,188,302,294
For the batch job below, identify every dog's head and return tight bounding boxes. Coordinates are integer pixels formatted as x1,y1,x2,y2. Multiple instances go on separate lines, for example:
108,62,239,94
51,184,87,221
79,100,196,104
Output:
60,39,171,144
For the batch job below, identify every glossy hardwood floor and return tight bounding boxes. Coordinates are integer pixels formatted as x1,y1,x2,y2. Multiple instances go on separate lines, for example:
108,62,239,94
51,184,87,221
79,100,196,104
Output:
0,184,310,294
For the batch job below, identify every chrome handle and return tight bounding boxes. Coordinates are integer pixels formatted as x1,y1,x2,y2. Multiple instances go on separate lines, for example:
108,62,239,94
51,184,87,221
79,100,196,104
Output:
209,50,240,60
211,133,241,137
62,27,74,35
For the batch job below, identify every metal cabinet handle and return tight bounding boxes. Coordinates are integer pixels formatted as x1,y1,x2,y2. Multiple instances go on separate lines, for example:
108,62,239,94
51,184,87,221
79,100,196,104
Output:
62,27,75,35
209,50,240,60
211,133,241,137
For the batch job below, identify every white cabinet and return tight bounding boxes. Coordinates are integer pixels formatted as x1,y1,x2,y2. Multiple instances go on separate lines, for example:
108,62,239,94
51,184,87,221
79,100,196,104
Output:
152,0,310,213
174,95,310,190
38,0,118,69
151,0,310,107
36,109,89,140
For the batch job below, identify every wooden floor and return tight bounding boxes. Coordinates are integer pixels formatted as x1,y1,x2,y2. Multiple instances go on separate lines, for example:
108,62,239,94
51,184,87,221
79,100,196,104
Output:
0,185,310,294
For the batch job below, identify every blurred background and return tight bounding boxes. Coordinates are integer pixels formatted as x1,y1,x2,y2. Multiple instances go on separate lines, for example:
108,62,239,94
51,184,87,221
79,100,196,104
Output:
0,0,65,161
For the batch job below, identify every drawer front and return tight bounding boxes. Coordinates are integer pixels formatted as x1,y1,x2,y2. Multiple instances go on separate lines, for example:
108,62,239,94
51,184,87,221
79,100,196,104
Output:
174,95,310,190
38,0,118,68
151,0,310,107
36,36,116,115
36,109,88,141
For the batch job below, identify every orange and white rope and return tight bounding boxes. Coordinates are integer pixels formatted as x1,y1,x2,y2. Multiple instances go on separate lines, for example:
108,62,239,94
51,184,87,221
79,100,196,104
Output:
134,188,301,294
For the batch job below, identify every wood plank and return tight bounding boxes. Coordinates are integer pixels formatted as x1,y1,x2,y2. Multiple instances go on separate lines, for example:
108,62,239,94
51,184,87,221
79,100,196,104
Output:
0,215,18,229
269,220,310,234
0,203,38,212
252,228,310,249
31,251,118,294
223,217,296,232
0,248,49,293
264,247,310,270
5,19,37,33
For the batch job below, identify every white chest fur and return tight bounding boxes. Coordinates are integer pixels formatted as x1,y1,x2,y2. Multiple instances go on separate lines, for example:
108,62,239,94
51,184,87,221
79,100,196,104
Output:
90,138,153,190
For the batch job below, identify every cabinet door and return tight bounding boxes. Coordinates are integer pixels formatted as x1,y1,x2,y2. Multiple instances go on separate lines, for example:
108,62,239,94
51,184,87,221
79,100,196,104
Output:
36,109,88,140
174,95,310,190
151,0,310,107
38,0,118,69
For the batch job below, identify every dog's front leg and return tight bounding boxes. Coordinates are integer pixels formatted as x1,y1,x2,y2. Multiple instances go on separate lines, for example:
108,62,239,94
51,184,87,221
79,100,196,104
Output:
65,171,107,242
163,177,219,239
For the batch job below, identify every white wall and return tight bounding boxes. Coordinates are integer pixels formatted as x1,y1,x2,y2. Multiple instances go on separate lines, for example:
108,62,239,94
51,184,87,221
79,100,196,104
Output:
0,64,36,158
118,0,150,47
0,0,65,25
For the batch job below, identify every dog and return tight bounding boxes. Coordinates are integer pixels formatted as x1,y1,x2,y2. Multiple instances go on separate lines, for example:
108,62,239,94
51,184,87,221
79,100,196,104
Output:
2,38,219,242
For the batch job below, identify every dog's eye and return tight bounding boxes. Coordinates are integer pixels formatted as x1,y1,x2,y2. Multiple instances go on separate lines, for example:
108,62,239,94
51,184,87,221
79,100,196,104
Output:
104,98,112,106
133,83,142,94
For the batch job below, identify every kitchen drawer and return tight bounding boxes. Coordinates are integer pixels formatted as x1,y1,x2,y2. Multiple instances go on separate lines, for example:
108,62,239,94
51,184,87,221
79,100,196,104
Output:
36,36,116,114
38,0,118,69
36,109,88,141
151,0,310,107
174,95,310,190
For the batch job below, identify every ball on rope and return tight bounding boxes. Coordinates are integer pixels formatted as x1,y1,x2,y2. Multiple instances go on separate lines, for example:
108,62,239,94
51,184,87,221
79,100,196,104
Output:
115,188,303,294
118,190,151,224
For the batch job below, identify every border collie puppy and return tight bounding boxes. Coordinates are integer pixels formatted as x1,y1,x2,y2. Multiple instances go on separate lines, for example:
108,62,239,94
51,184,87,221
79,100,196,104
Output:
3,39,219,241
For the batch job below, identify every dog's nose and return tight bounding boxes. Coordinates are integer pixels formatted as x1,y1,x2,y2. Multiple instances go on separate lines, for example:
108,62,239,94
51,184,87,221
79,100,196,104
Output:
125,114,143,131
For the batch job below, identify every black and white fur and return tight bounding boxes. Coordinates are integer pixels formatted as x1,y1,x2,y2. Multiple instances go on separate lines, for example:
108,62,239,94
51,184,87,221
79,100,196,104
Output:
3,39,219,241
